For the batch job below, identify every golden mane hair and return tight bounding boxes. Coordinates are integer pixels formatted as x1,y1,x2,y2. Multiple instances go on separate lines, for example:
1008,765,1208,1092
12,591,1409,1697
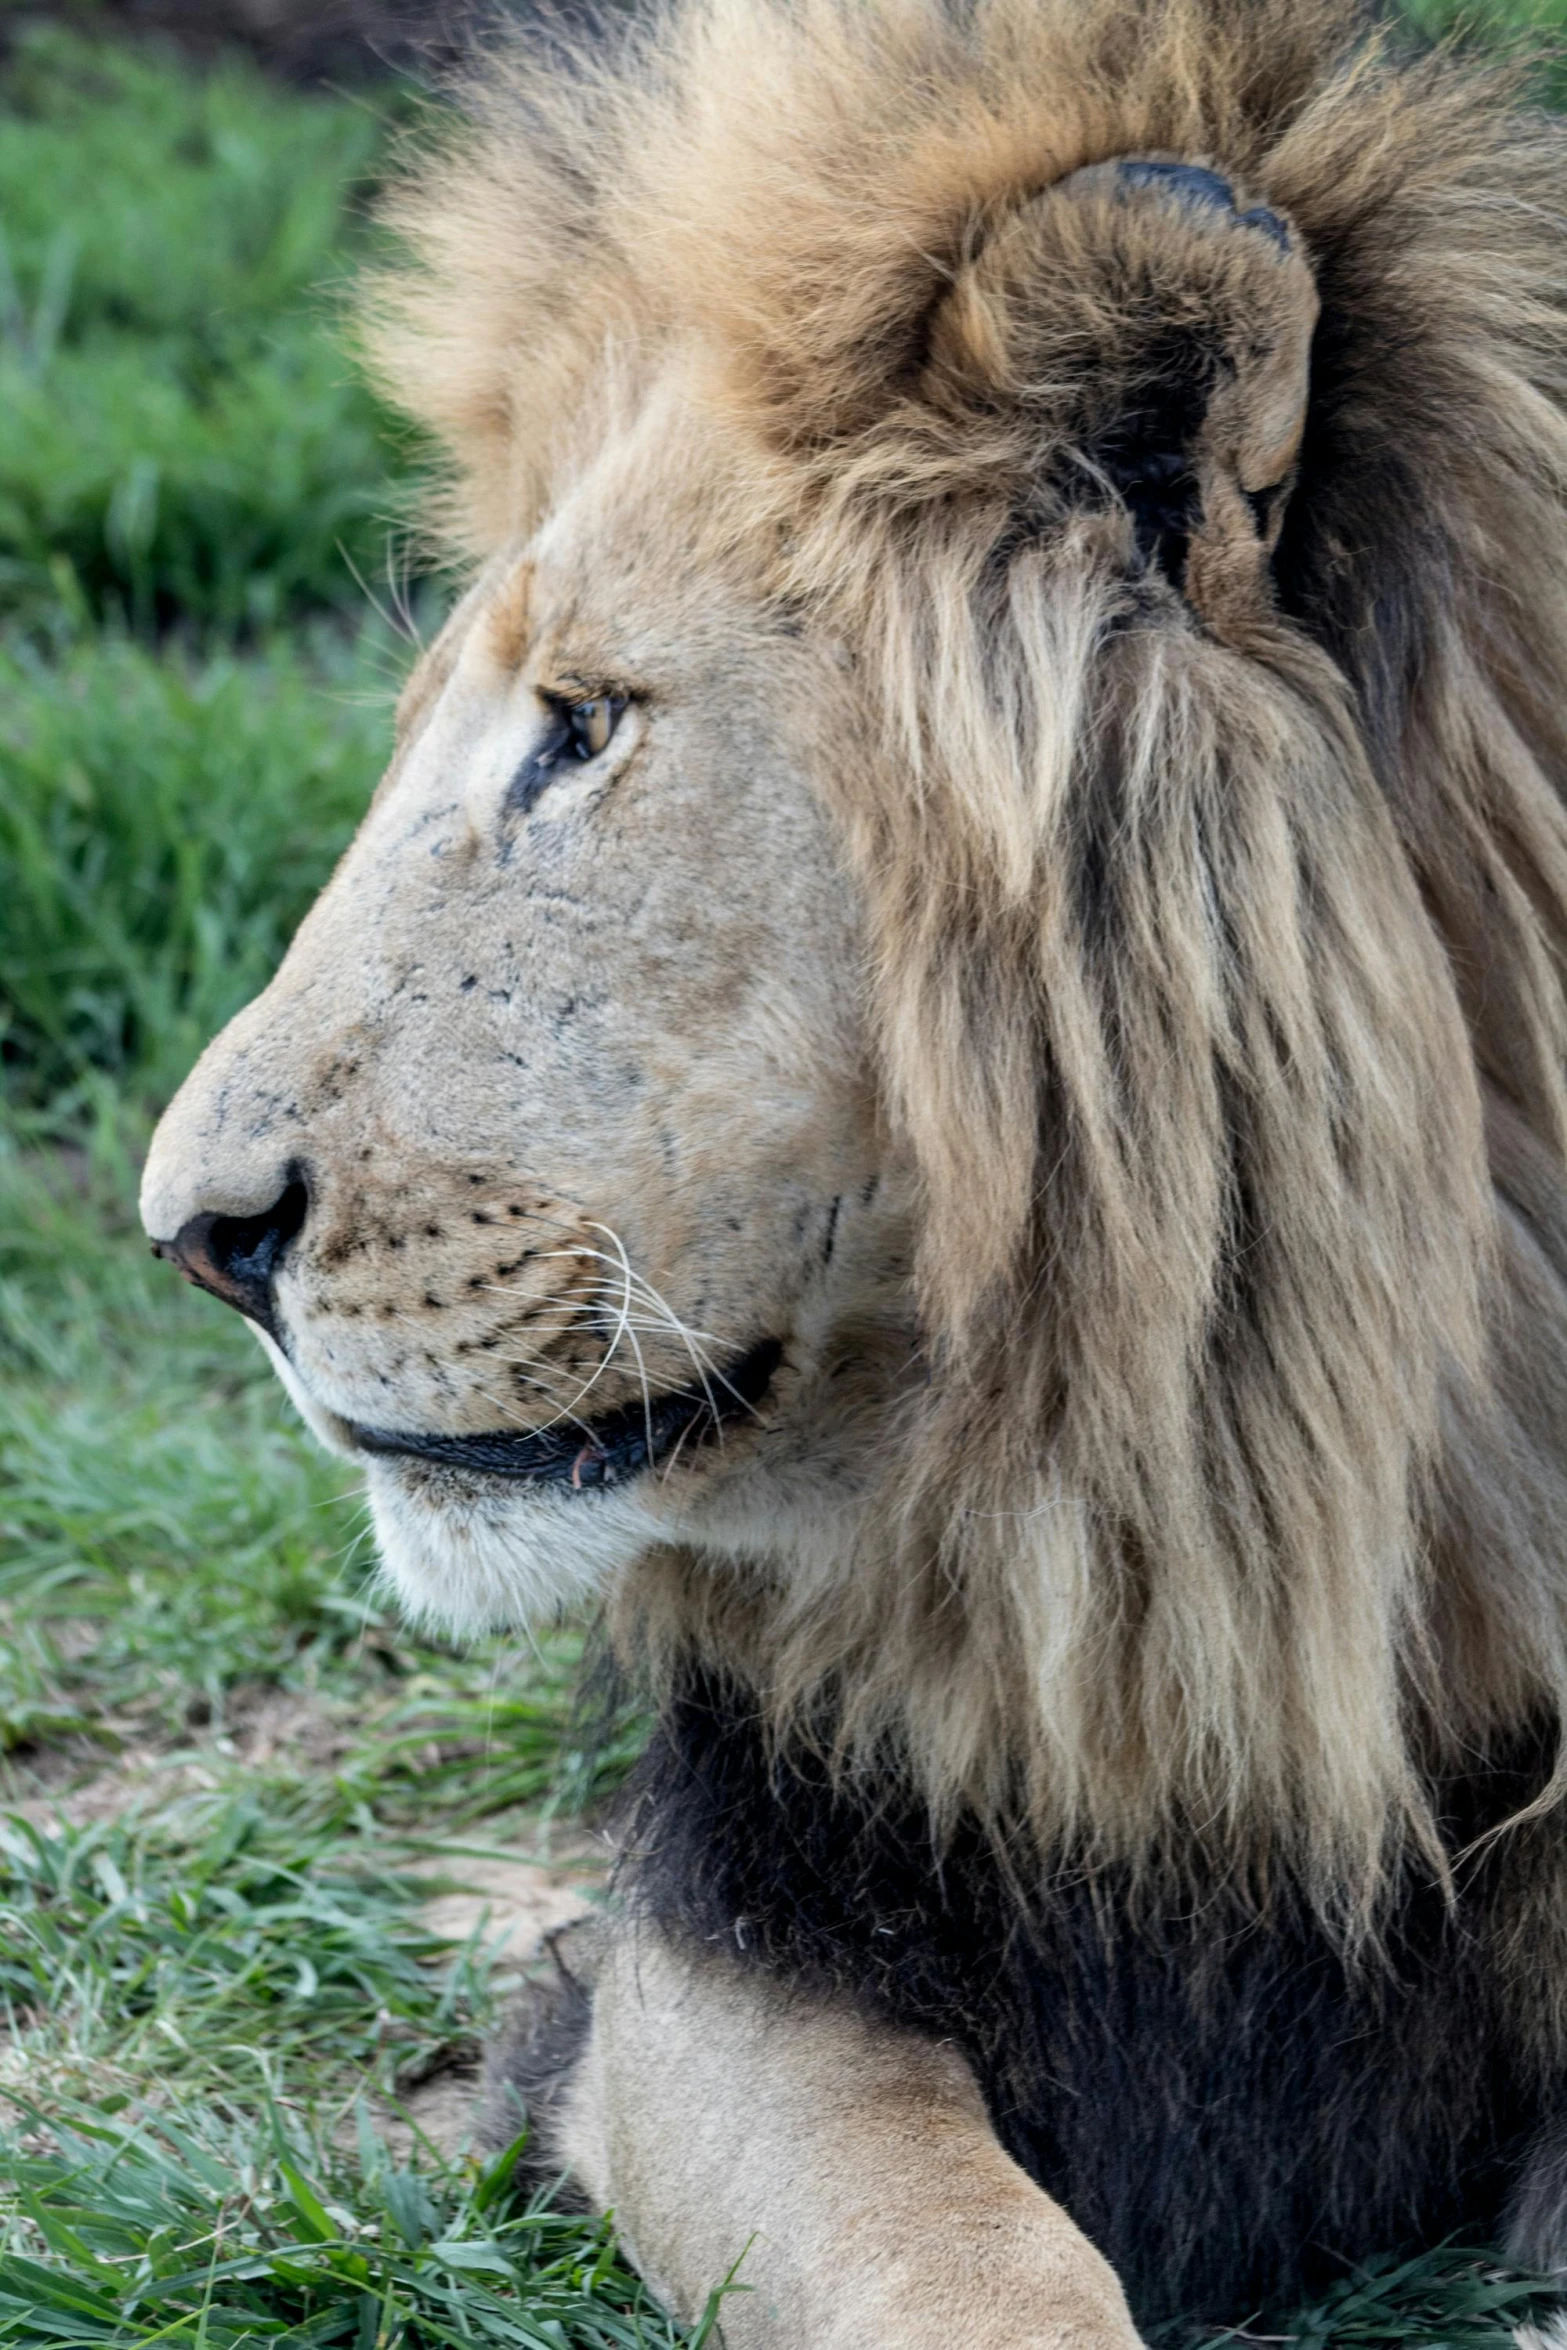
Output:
364,0,1567,1915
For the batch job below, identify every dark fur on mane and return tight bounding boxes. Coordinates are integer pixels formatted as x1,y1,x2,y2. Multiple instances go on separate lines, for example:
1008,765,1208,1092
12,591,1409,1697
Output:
586,1679,1561,2330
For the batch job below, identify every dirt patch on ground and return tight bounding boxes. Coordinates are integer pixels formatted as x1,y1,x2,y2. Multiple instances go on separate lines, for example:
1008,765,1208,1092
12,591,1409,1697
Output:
1,1687,354,1828
418,1843,602,1955
388,1838,605,2158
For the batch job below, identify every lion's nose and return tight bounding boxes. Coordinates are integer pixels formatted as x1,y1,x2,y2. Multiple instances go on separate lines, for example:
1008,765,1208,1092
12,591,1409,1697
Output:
152,1176,310,1340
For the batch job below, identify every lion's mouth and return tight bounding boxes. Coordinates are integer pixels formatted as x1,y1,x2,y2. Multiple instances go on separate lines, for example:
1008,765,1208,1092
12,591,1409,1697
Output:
348,1336,783,1491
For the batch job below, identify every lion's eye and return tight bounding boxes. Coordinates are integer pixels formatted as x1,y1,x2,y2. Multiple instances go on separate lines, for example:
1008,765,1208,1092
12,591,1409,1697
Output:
568,697,621,760
507,693,629,817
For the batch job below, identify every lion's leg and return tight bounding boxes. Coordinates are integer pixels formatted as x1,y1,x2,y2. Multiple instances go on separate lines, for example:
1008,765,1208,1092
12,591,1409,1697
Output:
489,1919,1143,2350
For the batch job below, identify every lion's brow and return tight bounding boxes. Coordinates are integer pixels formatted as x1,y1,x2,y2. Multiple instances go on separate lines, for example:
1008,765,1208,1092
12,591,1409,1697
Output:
486,561,535,672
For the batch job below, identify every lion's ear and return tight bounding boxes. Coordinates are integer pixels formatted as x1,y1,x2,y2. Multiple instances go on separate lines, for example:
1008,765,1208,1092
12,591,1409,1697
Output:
923,158,1319,642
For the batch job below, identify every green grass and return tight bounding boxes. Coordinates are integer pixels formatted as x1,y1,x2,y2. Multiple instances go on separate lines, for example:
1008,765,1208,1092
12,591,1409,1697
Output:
1,8,1565,2347
0,620,400,1117
0,2101,734,2350
0,1797,483,2107
0,27,409,633
1395,0,1567,101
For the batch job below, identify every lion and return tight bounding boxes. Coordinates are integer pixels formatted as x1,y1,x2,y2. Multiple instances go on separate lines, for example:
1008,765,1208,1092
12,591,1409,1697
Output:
140,0,1567,2338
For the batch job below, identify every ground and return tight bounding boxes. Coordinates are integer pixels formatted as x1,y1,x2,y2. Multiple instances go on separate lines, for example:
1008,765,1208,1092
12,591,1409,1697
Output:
2,10,1567,2347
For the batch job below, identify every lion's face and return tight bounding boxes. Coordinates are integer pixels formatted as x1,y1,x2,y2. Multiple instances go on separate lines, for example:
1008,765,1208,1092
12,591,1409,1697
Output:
141,396,905,1629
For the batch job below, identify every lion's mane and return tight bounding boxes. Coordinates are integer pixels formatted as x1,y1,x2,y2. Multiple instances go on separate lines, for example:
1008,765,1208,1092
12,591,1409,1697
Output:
366,0,1567,1917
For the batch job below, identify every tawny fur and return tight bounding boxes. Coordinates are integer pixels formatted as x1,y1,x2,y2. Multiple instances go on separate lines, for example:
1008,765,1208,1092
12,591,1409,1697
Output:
349,0,1567,1912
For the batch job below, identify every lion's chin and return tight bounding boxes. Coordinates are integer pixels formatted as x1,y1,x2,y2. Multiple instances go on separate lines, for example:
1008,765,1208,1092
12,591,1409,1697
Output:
254,1330,657,1631
365,1454,655,1633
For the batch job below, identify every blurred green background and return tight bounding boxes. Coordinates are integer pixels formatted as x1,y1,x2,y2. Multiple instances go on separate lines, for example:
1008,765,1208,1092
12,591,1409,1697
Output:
1,4,1566,2345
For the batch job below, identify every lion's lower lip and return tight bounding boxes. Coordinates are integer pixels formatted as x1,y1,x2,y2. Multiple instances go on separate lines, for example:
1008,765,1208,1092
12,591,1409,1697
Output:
348,1337,783,1490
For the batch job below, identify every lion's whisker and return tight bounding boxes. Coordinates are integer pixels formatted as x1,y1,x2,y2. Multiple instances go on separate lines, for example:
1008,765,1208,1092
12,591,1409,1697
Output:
584,1220,657,1465
529,1244,734,1426
471,1283,640,1427
479,1315,643,1436
362,1293,610,1439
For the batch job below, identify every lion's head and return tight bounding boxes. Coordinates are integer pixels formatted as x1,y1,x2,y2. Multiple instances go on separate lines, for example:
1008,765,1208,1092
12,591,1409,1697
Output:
142,0,1567,1908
